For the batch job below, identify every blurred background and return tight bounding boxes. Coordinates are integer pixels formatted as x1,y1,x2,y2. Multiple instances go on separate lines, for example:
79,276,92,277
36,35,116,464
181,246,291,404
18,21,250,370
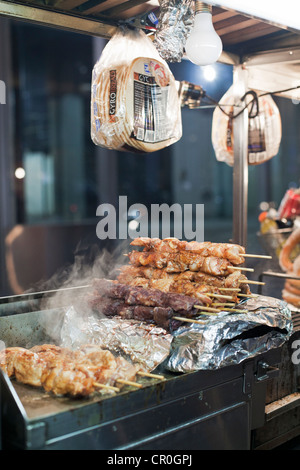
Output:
0,18,300,297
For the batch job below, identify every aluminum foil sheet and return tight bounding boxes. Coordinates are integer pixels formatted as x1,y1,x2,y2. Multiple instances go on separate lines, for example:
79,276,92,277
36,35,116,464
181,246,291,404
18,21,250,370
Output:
166,295,293,372
59,306,173,371
154,0,194,62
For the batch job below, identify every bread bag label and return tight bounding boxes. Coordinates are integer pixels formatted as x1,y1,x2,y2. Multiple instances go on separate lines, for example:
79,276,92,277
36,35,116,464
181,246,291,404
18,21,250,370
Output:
131,59,173,144
109,70,117,122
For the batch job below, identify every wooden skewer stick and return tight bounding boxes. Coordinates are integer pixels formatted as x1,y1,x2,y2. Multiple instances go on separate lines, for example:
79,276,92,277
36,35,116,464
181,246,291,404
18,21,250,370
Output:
137,371,165,380
239,280,265,285
218,287,241,292
196,311,219,316
206,293,236,300
194,305,221,313
243,254,272,259
93,382,120,392
222,308,247,313
238,293,259,298
116,379,143,388
211,302,235,307
228,266,254,272
173,316,207,324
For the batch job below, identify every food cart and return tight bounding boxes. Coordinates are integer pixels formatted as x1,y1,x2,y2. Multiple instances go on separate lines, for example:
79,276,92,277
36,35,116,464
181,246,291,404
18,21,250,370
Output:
0,0,300,450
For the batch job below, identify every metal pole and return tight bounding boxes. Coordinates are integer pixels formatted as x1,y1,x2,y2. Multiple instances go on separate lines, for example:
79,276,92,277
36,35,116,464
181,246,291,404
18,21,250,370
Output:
0,18,16,295
232,65,249,248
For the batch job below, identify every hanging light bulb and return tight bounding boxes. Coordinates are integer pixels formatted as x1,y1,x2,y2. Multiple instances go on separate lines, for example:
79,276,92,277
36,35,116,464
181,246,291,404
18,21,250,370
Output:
185,2,223,66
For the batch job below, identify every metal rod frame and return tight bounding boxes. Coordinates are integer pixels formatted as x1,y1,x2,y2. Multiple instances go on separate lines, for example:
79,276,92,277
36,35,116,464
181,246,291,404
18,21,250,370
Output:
232,65,249,248
0,0,117,38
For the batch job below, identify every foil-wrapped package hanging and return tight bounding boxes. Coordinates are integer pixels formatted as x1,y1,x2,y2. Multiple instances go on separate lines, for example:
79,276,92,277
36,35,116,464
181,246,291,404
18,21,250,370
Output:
154,0,194,62
167,296,293,372
60,306,173,371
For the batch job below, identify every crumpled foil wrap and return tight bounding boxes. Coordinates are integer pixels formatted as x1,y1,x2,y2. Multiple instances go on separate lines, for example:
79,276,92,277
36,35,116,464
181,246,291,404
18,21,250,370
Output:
154,0,194,62
60,306,173,371
167,295,293,372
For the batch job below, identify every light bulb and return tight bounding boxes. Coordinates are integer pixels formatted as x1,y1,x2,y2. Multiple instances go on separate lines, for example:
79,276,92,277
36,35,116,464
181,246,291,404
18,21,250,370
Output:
203,65,217,81
185,2,223,66
15,167,25,179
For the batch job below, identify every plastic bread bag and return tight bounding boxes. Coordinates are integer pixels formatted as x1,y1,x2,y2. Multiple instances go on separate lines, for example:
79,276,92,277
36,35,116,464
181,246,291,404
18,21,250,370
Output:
211,85,282,166
91,27,182,153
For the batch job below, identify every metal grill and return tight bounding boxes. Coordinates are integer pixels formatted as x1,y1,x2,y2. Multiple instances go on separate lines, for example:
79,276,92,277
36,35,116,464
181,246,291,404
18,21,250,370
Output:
0,290,282,450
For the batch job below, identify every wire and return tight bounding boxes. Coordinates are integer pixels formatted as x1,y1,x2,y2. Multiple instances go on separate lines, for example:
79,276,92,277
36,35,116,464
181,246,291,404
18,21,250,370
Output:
203,84,300,119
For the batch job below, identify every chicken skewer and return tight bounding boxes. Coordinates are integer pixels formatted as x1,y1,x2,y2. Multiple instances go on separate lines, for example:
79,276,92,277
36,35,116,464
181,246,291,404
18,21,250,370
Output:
1,346,94,395
120,238,259,309
118,265,251,294
127,250,240,276
130,237,246,265
117,266,251,302
0,344,150,397
126,251,253,277
130,237,271,261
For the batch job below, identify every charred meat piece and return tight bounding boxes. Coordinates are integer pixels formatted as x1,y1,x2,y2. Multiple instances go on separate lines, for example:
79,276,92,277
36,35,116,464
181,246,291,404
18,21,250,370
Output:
118,276,241,302
88,295,187,331
92,278,210,310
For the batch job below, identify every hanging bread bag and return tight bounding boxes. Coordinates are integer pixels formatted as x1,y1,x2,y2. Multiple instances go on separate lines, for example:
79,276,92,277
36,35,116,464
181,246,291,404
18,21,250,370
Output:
91,27,182,153
211,84,282,166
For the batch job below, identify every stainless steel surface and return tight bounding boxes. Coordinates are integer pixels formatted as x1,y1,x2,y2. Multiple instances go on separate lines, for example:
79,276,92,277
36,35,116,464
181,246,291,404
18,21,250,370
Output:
0,293,283,449
252,327,300,449
1,364,252,449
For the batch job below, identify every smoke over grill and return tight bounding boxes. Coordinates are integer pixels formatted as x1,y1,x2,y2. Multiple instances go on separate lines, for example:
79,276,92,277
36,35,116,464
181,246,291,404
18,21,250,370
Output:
20,239,173,371
27,240,130,343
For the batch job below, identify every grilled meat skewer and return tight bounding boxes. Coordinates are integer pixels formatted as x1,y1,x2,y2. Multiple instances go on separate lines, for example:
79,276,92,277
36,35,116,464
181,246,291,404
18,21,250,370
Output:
130,237,246,265
116,275,248,302
118,265,250,293
127,250,238,276
0,346,95,396
0,344,139,397
88,296,183,331
92,278,211,309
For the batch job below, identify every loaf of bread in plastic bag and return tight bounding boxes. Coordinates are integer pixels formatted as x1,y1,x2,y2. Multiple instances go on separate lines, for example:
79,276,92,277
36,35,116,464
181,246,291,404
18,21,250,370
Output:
91,28,182,153
211,85,282,166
